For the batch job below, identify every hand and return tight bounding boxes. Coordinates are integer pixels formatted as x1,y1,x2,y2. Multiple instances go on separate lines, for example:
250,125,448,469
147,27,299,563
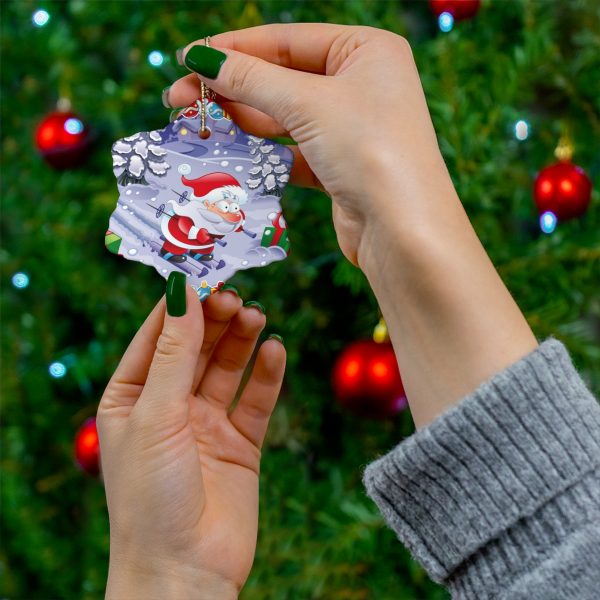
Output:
168,25,537,427
167,24,452,266
197,227,211,243
97,285,285,598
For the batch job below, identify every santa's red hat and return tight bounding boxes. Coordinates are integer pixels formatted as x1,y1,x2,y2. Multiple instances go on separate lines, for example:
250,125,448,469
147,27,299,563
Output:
181,172,246,203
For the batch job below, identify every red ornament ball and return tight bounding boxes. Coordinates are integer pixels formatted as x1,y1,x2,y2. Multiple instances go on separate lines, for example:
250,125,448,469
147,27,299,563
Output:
74,417,100,476
429,0,481,21
332,340,407,419
534,161,592,221
35,111,90,169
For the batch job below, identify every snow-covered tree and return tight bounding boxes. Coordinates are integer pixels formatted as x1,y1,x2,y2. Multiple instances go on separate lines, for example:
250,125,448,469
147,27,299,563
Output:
112,130,170,186
245,136,290,197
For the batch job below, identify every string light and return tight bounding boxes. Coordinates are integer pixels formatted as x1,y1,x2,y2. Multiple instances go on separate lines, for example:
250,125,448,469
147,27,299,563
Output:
64,117,84,134
438,12,454,32
49,361,67,378
12,272,30,289
514,120,529,141
32,9,50,27
540,211,557,234
147,50,164,67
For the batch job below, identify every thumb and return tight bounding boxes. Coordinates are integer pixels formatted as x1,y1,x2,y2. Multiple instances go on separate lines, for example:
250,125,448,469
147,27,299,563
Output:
137,274,203,417
181,43,314,131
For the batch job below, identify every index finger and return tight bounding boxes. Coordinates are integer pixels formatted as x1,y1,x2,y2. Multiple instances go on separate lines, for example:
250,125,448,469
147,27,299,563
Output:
102,296,166,394
208,23,352,75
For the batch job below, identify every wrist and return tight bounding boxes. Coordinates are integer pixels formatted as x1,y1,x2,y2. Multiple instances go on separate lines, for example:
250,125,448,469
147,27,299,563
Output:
107,555,238,600
356,163,463,282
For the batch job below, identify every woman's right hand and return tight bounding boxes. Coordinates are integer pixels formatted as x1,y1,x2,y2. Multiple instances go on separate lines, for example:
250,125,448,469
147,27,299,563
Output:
167,24,456,267
168,24,538,428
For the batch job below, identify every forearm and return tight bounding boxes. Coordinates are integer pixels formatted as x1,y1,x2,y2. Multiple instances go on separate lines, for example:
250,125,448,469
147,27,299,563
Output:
357,155,538,427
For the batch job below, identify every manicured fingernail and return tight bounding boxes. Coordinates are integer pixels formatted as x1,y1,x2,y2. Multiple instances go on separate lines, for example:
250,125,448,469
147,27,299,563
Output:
268,334,284,345
169,108,182,122
271,136,297,146
161,86,172,108
176,47,185,66
220,284,240,297
184,45,227,79
243,300,265,314
166,271,186,317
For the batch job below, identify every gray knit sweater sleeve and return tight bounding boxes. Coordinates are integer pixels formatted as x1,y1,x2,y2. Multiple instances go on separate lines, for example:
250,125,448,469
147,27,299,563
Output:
363,338,600,599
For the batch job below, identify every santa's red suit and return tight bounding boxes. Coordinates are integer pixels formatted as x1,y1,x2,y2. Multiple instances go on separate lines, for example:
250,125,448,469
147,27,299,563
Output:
161,215,226,256
159,172,247,263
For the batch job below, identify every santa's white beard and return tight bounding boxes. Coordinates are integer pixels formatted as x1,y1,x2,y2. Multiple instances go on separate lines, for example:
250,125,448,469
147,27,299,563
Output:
168,200,238,234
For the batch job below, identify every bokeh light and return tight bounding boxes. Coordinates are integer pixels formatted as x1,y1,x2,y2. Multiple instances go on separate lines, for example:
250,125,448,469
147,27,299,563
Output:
12,272,30,289
560,179,573,193
514,120,529,141
64,117,84,135
32,9,50,27
438,12,454,32
540,211,557,234
48,362,67,378
147,50,164,67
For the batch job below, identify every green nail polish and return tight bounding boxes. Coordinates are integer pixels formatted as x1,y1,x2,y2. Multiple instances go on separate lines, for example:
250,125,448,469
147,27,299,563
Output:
169,108,183,122
161,86,172,109
184,45,227,80
268,334,284,345
220,284,240,297
244,300,266,314
271,136,297,146
166,271,186,317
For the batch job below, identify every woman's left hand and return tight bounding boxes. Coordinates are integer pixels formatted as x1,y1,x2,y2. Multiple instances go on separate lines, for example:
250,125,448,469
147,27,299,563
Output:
97,284,285,599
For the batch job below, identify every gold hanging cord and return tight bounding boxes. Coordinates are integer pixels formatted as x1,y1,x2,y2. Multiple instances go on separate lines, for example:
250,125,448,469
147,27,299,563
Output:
199,36,216,138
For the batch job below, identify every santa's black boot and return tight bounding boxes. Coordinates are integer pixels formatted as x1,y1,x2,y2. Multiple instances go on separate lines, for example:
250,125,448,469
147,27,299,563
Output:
190,250,213,269
160,248,187,263
191,252,213,263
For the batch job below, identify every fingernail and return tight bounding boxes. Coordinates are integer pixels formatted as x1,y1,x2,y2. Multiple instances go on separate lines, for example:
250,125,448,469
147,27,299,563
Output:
166,271,186,317
184,45,227,79
243,300,265,314
169,108,182,122
271,136,297,146
268,334,284,345
220,284,240,297
161,86,172,108
176,47,185,66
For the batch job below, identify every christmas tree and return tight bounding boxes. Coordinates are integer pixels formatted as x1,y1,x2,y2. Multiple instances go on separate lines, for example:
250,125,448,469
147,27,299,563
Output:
1,1,598,598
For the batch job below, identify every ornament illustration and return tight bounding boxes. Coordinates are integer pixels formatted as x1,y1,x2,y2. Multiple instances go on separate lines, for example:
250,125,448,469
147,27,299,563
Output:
112,130,170,186
261,210,290,254
246,136,290,197
105,230,122,255
107,99,294,296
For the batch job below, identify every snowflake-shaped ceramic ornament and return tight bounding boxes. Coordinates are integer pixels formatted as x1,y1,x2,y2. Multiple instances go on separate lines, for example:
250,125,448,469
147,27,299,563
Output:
106,99,293,300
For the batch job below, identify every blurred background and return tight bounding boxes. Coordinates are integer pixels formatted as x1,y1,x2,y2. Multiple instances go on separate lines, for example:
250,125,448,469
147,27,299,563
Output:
1,1,599,598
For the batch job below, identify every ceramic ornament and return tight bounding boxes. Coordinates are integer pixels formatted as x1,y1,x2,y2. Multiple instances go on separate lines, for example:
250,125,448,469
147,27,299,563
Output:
106,99,293,300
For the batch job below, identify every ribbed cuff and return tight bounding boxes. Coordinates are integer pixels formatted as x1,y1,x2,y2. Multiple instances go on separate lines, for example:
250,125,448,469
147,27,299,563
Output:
363,338,600,588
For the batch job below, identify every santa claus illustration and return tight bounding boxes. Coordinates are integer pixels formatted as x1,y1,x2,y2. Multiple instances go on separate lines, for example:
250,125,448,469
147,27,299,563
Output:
159,172,248,265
